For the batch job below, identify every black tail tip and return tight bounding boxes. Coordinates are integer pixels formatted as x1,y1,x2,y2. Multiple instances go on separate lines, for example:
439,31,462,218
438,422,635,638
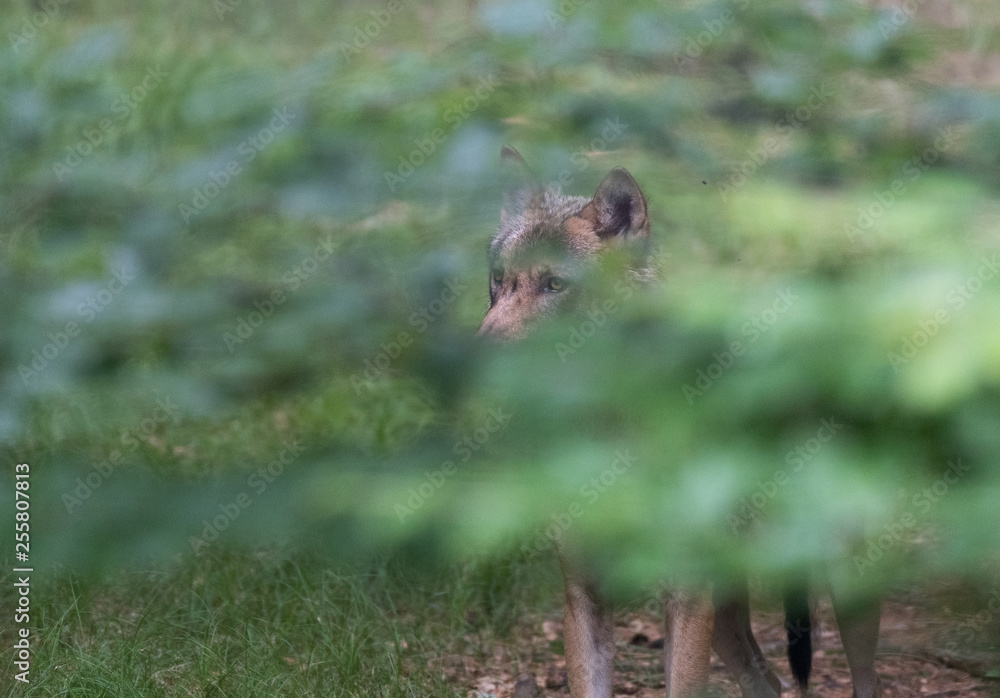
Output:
787,634,812,690
784,588,812,690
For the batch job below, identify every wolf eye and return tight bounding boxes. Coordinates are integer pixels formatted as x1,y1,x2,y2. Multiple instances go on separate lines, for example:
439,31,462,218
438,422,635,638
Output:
491,269,503,284
546,277,565,292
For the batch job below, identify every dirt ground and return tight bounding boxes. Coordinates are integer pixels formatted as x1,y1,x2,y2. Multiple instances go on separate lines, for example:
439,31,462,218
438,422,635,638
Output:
455,596,998,697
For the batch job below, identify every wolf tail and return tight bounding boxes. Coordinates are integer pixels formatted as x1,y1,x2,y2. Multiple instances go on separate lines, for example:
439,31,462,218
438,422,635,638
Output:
784,585,812,692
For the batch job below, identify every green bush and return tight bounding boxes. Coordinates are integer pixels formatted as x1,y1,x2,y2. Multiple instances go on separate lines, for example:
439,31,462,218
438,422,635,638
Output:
3,0,1000,603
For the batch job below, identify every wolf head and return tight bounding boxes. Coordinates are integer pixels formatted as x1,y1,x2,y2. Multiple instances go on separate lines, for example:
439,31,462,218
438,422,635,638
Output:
477,146,651,341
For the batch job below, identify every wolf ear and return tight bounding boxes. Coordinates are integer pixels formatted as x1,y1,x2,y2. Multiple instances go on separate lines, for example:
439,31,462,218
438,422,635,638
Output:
588,167,649,240
500,145,539,226
500,144,531,173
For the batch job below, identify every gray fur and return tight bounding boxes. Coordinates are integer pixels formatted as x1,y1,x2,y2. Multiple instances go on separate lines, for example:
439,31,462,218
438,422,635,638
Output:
492,187,590,259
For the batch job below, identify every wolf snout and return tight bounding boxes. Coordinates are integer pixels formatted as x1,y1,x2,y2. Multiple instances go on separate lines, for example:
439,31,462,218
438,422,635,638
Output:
476,305,527,342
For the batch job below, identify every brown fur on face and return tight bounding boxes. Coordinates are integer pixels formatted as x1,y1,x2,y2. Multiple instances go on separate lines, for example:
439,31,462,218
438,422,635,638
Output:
477,147,650,341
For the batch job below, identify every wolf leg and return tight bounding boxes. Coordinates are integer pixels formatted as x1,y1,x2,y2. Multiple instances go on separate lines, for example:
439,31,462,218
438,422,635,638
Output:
563,572,615,698
712,582,782,698
831,591,882,698
664,587,715,697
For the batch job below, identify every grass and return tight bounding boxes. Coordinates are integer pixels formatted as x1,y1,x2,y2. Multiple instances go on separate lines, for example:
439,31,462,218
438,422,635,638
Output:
3,546,561,697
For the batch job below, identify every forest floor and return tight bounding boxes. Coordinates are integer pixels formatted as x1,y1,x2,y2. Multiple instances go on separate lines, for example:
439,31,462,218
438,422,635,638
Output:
459,595,998,697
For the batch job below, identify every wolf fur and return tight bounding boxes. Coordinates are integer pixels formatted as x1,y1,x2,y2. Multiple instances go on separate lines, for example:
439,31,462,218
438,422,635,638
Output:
477,146,881,698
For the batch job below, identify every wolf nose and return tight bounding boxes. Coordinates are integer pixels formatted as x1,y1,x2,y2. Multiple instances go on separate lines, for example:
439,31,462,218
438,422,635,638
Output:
476,311,511,342
476,318,498,340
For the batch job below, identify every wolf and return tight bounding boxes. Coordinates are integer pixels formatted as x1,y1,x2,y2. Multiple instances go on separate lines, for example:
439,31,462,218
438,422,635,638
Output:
477,145,882,697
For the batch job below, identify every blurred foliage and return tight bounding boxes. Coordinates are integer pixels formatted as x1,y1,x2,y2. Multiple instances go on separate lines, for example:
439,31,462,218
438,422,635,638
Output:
2,0,1000,601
